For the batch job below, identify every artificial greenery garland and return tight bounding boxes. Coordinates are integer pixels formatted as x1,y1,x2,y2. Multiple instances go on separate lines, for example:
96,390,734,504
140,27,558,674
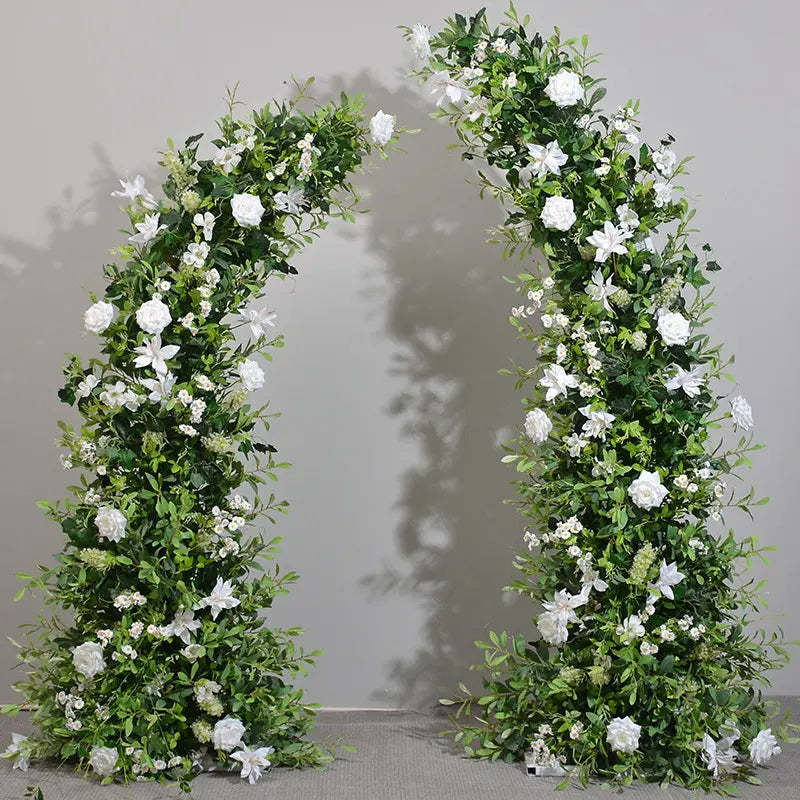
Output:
1,80,397,789
404,6,793,791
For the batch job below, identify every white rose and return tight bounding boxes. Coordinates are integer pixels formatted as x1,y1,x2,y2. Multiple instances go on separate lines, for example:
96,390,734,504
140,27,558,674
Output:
72,642,106,680
656,311,690,346
524,409,552,444
369,110,396,146
544,69,584,108
606,717,641,753
730,395,753,430
237,359,265,391
212,717,246,752
536,609,567,646
627,470,668,509
749,728,781,766
136,298,172,335
84,301,115,334
409,23,431,60
231,193,265,228
95,506,127,543
540,196,576,231
88,745,118,776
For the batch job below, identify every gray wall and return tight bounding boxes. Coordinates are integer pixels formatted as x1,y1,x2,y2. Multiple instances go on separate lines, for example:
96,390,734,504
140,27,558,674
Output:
0,1,797,707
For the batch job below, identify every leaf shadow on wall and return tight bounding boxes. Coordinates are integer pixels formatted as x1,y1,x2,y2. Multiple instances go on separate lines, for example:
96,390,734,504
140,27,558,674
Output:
325,73,538,708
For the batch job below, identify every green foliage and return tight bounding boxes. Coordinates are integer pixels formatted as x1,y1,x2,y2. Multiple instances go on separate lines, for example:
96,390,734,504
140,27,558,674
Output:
407,7,793,791
3,81,397,787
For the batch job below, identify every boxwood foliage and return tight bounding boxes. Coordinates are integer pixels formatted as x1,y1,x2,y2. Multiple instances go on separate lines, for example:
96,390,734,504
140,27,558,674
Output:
3,80,395,790
405,6,794,792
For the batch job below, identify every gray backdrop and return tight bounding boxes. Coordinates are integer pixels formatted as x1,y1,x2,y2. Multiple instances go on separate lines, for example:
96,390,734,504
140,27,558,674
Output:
0,1,797,708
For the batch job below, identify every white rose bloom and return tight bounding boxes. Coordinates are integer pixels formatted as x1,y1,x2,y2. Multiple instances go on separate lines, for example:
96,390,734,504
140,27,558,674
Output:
88,745,118,777
535,609,567,646
653,181,673,208
656,311,690,347
628,469,668,509
212,717,246,752
369,110,395,146
730,395,753,430
136,297,172,335
231,193,266,228
409,23,432,59
606,717,642,753
237,359,265,391
84,301,115,334
544,69,584,108
72,642,106,680
95,506,127,543
524,409,552,443
540,196,576,231
749,728,781,766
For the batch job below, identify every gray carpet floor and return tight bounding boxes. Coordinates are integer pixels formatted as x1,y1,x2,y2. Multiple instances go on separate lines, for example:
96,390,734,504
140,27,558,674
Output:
0,704,797,799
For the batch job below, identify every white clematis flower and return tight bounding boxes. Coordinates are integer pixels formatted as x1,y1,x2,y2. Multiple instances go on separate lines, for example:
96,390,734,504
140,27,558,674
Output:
699,732,739,777
584,269,619,311
580,406,615,441
4,733,29,771
141,372,176,404
169,608,201,645
586,221,632,263
231,745,274,784
409,23,432,59
650,560,685,600
616,615,646,643
128,213,165,245
539,364,579,402
536,587,589,646
274,187,307,215
112,175,157,209
665,365,704,397
193,211,216,241
197,577,240,620
429,70,472,107
524,140,568,179
240,307,277,339
133,334,180,375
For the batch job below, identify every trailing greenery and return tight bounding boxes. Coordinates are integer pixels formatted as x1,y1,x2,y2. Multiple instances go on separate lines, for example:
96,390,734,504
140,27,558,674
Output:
2,79,397,790
404,6,794,792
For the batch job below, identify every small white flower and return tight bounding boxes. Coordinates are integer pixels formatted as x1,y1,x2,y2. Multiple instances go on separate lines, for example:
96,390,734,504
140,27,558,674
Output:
491,36,509,53
369,110,396,146
616,615,646,643
730,395,753,430
544,69,584,108
502,71,518,89
606,717,641,753
193,211,215,241
586,221,632,263
84,301,115,334
231,193,265,228
212,143,244,174
76,373,100,399
565,433,588,457
129,213,166,245
616,203,640,231
576,113,592,130
183,241,210,268
652,146,678,178
179,424,198,437
628,470,669,509
524,409,552,444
